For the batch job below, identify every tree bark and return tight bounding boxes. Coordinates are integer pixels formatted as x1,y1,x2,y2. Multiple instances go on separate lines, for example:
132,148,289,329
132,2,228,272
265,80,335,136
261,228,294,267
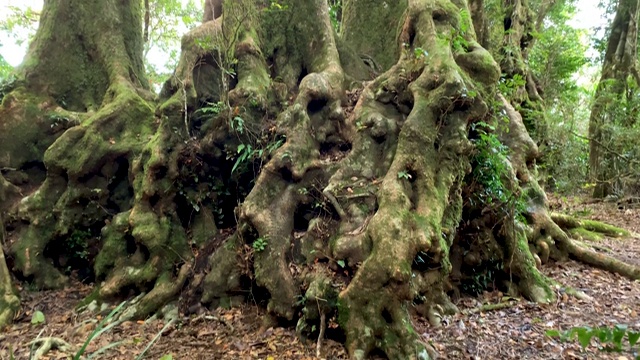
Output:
588,0,640,198
1,0,639,358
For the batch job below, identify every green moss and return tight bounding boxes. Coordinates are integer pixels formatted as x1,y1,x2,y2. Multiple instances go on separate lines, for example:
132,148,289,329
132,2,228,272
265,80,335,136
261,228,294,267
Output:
399,260,412,277
336,298,350,329
95,212,130,278
581,220,629,237
568,228,604,242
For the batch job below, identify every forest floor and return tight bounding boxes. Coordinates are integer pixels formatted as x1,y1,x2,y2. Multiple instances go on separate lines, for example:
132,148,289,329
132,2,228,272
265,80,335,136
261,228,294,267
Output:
1,194,639,360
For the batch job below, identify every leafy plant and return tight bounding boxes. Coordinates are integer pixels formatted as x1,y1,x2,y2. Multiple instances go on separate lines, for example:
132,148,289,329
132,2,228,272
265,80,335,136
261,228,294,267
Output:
413,47,428,59
228,136,285,175
469,121,527,222
451,9,471,52
328,0,342,33
397,171,412,180
0,74,17,101
67,229,91,262
195,101,226,117
546,324,640,357
460,259,504,295
31,310,46,325
253,237,268,252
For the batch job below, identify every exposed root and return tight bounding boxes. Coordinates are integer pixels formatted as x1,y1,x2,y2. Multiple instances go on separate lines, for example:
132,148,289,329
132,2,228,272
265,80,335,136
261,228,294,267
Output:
462,300,519,315
28,337,75,360
551,212,629,237
120,263,192,320
0,214,20,327
534,213,640,280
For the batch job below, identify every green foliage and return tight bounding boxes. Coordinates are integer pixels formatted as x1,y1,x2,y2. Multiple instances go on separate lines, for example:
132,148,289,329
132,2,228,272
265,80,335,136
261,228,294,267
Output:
0,74,17,101
252,237,268,252
0,4,40,48
413,47,428,59
546,324,640,358
397,170,412,180
267,1,289,11
470,122,509,205
451,9,471,52
525,1,592,193
460,260,504,295
143,0,200,89
328,0,342,33
529,8,588,105
0,53,13,81
177,173,227,216
228,135,285,175
67,230,90,261
497,74,526,98
31,310,46,325
470,121,527,222
195,101,226,116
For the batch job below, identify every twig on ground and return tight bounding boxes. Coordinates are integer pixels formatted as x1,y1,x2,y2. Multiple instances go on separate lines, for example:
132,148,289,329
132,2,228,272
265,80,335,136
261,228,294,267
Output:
28,337,75,360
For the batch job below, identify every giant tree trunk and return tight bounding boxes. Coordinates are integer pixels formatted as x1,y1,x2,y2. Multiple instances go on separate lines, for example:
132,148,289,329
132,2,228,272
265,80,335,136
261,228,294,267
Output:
1,0,639,359
588,0,640,198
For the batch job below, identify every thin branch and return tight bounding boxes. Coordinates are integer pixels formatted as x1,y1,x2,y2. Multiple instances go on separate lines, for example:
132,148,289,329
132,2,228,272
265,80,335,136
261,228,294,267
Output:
569,130,640,166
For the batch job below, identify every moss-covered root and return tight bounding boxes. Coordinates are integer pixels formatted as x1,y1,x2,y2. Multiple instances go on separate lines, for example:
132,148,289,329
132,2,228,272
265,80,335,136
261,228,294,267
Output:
543,218,640,280
340,271,430,360
501,223,554,303
0,246,20,327
551,213,630,238
120,263,191,320
335,0,502,357
0,178,20,327
10,176,69,289
231,0,346,320
202,235,244,307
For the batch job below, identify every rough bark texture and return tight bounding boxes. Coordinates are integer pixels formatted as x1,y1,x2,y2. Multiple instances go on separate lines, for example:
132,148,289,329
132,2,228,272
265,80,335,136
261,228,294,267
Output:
498,0,548,142
588,0,640,198
1,1,639,360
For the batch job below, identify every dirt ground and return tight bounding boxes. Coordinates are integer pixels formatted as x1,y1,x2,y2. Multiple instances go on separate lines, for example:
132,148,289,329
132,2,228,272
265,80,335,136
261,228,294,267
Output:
1,194,639,360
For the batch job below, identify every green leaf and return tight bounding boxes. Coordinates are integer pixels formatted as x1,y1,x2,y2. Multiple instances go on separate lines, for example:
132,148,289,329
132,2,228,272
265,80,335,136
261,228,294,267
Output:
576,328,593,348
337,260,345,268
159,355,173,360
597,328,612,342
628,331,640,347
31,310,45,325
612,325,626,350
544,330,560,337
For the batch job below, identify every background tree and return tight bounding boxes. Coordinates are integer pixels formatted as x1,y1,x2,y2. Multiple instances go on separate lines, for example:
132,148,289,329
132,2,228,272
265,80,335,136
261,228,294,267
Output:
588,0,640,198
1,0,638,359
527,1,590,191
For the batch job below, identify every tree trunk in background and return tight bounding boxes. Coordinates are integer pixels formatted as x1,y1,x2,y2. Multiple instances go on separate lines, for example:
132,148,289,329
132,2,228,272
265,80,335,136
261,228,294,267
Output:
1,1,638,359
341,0,407,71
588,0,640,198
